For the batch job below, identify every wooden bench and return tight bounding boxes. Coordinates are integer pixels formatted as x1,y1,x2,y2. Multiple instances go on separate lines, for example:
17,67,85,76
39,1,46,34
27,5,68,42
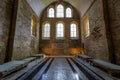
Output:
0,60,29,78
76,54,93,62
90,59,120,75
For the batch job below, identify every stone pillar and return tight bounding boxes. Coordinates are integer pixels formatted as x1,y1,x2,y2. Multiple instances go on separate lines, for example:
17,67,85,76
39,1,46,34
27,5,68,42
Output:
102,0,116,63
5,0,19,62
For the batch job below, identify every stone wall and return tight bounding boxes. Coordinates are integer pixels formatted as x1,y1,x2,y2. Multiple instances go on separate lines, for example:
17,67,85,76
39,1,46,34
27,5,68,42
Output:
82,0,109,61
0,0,13,64
39,1,82,55
107,0,120,64
12,0,39,60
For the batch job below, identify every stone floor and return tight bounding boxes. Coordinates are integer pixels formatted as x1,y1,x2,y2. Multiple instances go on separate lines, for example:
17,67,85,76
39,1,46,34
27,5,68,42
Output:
39,58,77,80
1,57,119,80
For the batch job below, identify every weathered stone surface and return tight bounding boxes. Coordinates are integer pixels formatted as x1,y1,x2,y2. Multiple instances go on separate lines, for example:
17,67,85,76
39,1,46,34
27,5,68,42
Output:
0,0,13,64
82,0,109,61
107,0,120,64
12,0,39,60
0,0,119,65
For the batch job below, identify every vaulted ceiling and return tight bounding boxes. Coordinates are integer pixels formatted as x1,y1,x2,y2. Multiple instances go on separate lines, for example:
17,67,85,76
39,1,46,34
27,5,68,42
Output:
27,0,94,17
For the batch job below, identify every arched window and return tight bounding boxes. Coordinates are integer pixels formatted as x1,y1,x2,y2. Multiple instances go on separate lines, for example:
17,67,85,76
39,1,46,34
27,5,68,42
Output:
66,8,72,17
70,23,78,38
42,23,50,39
48,8,54,17
84,16,90,37
56,23,64,38
56,4,64,17
87,19,90,36
31,16,37,36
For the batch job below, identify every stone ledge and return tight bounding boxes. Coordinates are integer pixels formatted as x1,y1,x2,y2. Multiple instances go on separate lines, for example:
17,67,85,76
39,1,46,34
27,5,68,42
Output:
0,57,37,78
90,59,120,75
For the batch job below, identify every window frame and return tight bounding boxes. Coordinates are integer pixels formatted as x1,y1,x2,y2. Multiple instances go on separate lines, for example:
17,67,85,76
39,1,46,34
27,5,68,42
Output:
66,7,72,18
42,22,51,39
56,22,65,39
31,15,37,37
84,16,90,37
48,7,55,18
56,4,64,18
70,22,79,39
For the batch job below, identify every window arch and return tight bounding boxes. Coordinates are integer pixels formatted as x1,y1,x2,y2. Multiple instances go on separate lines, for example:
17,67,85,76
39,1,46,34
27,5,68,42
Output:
66,8,72,17
42,23,50,39
70,23,78,38
56,4,64,17
56,23,64,38
48,8,54,17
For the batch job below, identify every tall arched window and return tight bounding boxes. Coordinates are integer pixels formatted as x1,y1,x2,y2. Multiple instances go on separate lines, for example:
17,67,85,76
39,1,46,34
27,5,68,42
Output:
31,15,37,36
84,16,90,37
56,4,64,17
56,23,64,38
70,23,78,38
42,23,50,39
66,8,72,17
87,19,90,36
48,8,54,17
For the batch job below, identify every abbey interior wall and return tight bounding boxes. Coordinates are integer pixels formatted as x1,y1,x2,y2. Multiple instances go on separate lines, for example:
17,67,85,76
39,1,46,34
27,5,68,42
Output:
82,0,109,61
12,0,39,60
107,0,120,64
0,0,120,64
0,0,13,64
39,2,82,55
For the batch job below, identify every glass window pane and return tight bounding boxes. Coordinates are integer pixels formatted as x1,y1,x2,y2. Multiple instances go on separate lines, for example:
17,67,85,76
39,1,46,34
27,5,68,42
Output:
43,23,50,38
57,4,64,17
48,8,54,17
31,16,37,36
84,16,90,37
56,23,64,38
66,8,72,17
87,19,90,36
70,23,78,38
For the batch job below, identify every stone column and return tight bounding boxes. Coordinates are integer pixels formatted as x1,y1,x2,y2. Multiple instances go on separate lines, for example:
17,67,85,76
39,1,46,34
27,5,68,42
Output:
5,0,19,62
